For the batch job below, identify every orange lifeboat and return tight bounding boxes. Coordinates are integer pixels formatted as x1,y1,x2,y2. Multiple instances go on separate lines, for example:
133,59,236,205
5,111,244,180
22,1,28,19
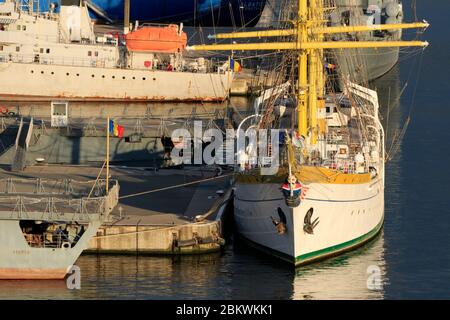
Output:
125,24,187,53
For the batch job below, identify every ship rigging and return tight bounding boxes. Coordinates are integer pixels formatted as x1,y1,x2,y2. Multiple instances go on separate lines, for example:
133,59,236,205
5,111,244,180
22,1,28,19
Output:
187,0,428,266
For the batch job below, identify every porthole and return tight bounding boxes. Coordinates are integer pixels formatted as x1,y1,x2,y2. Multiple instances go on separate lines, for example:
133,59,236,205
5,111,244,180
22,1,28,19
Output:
76,73,79,76
153,78,156,81
66,73,69,76
122,76,125,80
91,74,95,78
142,77,146,80
112,76,115,79
30,70,34,74
102,75,105,78
40,71,44,74
51,71,54,75
132,76,135,80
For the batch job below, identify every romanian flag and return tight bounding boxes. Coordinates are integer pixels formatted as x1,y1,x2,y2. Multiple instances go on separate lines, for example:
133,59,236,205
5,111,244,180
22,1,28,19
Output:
109,119,124,138
230,58,242,72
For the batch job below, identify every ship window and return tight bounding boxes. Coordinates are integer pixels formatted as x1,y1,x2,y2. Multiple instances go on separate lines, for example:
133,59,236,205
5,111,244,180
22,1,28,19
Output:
30,70,34,74
88,51,92,56
122,76,125,80
51,71,54,75
153,78,156,81
46,48,50,54
66,73,69,76
76,73,79,76
17,25,21,30
102,75,105,78
53,104,66,116
142,77,146,80
91,74,95,78
132,76,135,80
95,51,98,57
40,48,44,53
15,46,20,52
22,25,26,31
112,75,115,79
0,45,3,51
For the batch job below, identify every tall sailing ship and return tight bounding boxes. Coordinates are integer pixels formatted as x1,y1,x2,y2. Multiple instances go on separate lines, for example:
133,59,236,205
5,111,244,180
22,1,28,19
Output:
189,0,428,265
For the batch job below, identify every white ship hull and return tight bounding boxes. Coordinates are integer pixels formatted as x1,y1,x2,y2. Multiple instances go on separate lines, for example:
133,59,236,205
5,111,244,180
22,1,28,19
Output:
0,62,232,102
234,178,384,266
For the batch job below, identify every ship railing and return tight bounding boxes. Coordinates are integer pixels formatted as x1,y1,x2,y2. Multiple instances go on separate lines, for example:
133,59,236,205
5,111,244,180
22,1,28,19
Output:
322,159,357,174
24,231,81,249
138,22,181,28
0,53,109,68
0,178,119,221
322,159,370,175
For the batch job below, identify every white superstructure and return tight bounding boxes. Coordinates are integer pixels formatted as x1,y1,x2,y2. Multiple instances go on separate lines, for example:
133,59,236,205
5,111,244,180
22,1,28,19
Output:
0,2,232,101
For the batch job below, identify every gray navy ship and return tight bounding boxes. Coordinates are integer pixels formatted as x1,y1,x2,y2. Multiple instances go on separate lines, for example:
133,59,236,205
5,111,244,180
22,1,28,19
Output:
257,0,404,82
0,174,119,279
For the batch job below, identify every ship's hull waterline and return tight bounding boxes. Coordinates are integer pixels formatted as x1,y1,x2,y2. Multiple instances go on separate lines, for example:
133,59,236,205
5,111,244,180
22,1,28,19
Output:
234,179,384,266
0,62,232,102
0,220,101,279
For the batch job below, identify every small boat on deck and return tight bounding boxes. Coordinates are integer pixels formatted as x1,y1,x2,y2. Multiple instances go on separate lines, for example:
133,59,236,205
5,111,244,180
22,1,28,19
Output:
125,24,187,53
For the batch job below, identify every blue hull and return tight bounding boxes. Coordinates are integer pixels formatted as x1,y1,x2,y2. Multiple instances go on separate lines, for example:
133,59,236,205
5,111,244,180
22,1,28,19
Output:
9,0,267,27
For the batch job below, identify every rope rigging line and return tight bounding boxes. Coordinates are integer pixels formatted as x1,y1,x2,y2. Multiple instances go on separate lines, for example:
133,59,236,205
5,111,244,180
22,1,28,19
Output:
385,46,426,163
119,173,233,200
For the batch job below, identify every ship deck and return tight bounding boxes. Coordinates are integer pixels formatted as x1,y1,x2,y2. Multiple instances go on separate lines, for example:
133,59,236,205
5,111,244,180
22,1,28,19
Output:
0,164,231,225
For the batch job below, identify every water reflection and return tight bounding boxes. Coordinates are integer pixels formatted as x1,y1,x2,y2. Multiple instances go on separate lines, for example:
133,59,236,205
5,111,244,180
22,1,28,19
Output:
0,280,69,300
292,234,386,300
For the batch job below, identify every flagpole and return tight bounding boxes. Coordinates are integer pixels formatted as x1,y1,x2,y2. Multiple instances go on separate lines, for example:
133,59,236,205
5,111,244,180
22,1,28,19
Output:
106,116,110,193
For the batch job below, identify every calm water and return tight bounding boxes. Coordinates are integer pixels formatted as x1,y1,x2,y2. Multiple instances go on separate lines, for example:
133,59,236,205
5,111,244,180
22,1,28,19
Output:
1,1,449,300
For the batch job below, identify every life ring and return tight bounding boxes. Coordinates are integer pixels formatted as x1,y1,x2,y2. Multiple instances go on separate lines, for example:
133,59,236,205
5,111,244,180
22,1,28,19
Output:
0,106,8,114
7,111,15,116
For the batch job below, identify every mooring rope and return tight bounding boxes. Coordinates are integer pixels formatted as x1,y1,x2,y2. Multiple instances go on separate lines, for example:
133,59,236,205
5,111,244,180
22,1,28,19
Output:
119,173,233,200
